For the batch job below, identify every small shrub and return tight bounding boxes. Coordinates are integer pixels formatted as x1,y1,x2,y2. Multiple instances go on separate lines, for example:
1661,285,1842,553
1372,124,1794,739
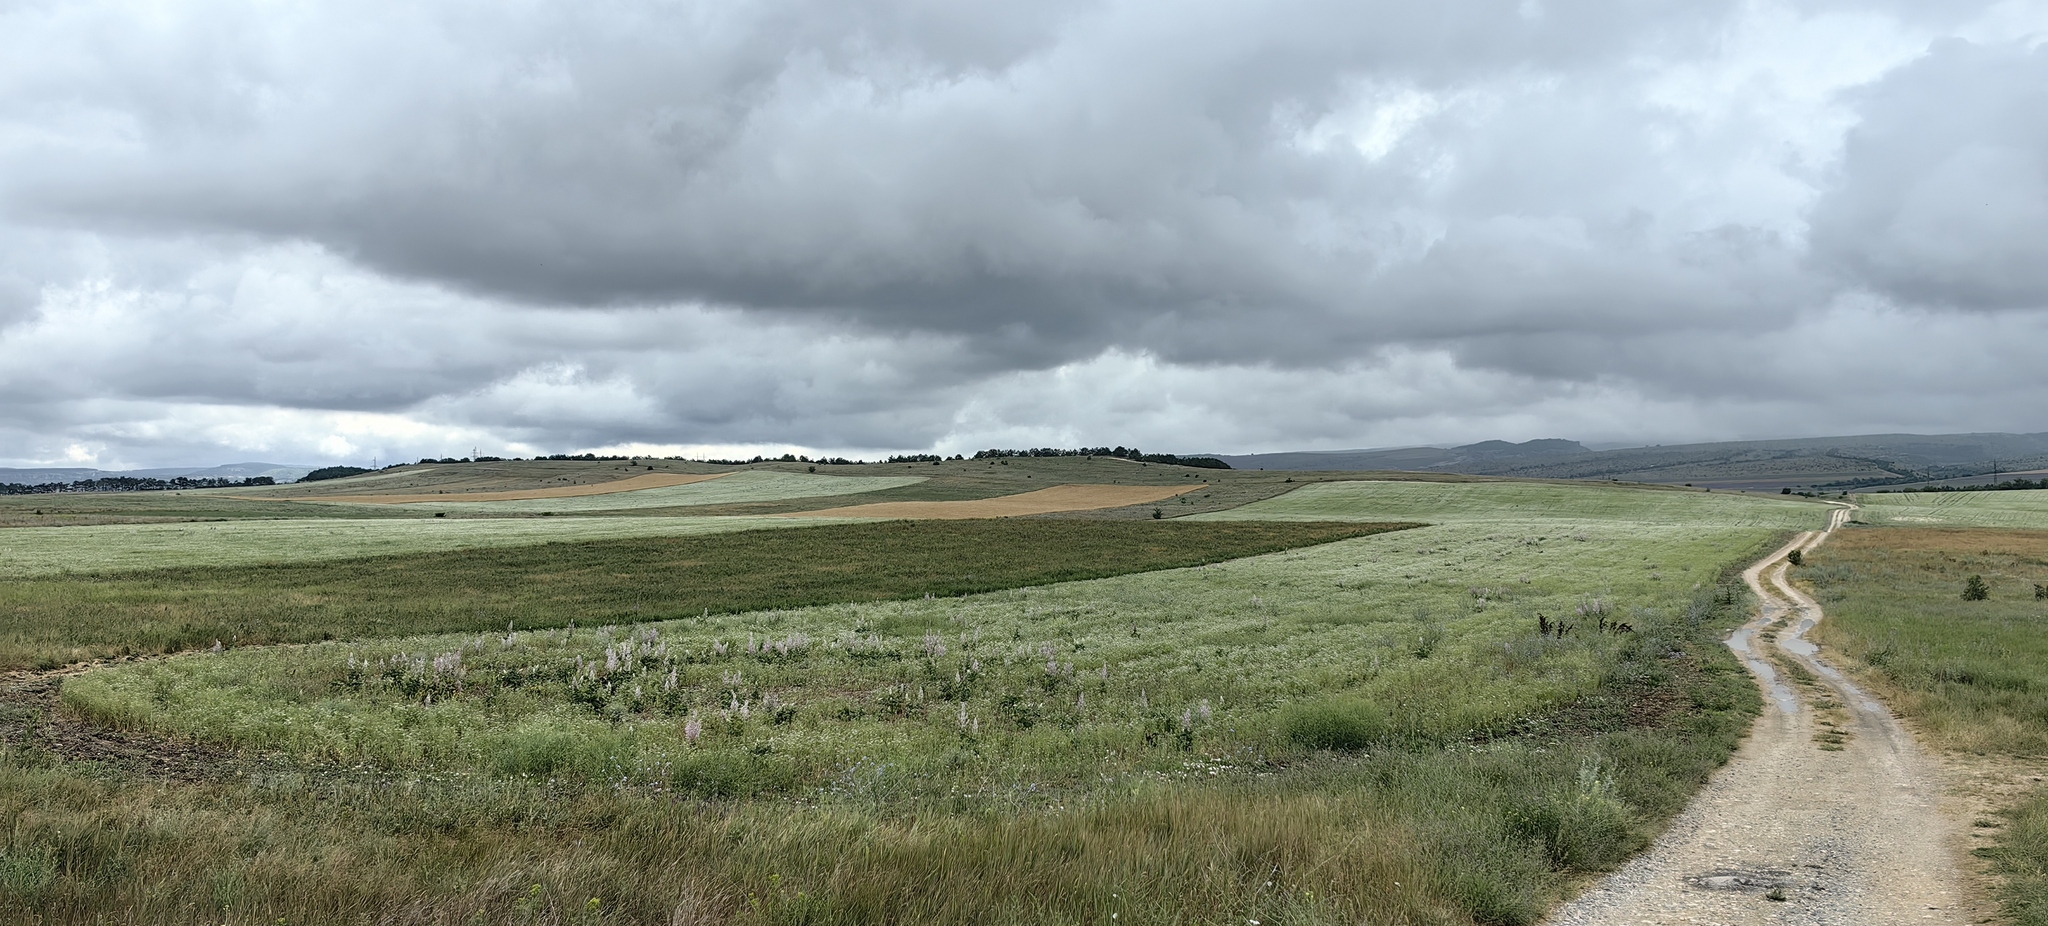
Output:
2034,583,2046,601
1787,549,1802,566
1964,575,1990,601
1505,759,1636,870
1414,622,1446,659
1279,697,1387,750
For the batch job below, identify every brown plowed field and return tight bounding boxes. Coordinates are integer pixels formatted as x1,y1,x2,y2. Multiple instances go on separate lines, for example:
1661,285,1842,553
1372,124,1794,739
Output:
782,484,1204,519
283,472,727,505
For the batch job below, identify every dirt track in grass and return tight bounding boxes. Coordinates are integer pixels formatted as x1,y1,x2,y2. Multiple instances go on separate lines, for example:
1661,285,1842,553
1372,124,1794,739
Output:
277,472,727,504
779,483,1203,519
1547,505,1979,925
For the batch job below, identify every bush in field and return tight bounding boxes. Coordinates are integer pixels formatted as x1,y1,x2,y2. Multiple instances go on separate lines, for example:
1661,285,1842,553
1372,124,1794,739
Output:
1787,549,1802,566
1965,575,1990,601
1506,759,1637,870
1279,696,1387,750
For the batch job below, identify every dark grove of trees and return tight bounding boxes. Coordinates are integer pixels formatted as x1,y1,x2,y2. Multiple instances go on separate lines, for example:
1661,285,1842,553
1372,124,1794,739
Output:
302,466,373,482
971,447,1232,469
1,476,276,496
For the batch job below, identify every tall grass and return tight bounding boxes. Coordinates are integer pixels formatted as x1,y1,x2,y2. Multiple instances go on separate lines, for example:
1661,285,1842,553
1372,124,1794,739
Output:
11,585,1759,926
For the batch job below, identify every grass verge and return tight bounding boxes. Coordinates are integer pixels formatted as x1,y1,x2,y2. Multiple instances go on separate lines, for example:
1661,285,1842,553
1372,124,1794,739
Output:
1802,526,2048,922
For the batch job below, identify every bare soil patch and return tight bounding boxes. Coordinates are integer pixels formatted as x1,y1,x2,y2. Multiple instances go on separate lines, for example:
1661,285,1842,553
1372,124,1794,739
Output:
1,664,237,781
778,483,1203,519
281,472,726,505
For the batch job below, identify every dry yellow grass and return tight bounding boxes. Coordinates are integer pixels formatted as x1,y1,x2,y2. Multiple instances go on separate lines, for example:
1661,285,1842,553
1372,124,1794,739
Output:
281,472,727,505
781,483,1202,519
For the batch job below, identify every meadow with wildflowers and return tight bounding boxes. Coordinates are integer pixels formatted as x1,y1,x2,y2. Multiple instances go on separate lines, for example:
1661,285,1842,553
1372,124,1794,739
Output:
5,479,1830,924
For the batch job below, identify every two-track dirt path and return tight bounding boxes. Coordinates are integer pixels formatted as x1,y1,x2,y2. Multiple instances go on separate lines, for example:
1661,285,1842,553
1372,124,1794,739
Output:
1548,506,1978,926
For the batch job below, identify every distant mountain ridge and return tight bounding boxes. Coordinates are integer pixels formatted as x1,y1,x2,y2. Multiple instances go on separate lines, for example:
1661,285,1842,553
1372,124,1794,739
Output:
0,462,316,487
1210,432,2048,492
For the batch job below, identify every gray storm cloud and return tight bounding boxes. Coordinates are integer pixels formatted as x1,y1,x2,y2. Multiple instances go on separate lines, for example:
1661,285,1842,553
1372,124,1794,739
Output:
0,0,2044,467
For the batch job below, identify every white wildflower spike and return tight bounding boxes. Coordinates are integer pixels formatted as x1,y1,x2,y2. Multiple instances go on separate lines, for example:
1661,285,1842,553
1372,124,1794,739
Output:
665,668,677,691
1181,709,1194,733
605,646,620,673
1077,691,1086,710
684,715,702,744
1198,699,1213,722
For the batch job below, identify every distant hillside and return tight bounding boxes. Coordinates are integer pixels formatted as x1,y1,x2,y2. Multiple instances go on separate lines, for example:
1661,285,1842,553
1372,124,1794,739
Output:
1213,433,2048,492
1216,439,1589,473
0,462,316,487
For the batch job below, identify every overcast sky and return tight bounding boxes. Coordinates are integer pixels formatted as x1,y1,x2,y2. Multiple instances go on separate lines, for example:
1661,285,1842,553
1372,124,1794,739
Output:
3,0,2046,468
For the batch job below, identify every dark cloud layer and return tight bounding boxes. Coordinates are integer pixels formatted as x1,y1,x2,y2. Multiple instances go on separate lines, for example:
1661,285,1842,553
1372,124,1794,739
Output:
1,1,2045,467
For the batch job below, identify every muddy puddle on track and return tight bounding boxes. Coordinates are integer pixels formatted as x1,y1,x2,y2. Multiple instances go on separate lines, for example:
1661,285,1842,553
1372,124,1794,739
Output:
1546,507,1978,926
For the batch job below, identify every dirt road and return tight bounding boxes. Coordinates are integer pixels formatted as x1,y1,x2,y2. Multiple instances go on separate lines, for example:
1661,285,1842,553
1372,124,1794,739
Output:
1547,506,1976,925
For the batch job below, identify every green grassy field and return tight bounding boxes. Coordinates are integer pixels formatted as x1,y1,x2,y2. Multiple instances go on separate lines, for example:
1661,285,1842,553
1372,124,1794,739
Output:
1851,489,2048,529
1198,478,1823,529
1803,525,2048,923
379,471,926,513
0,489,429,527
0,479,1828,925
0,520,1396,669
0,471,1850,926
0,514,845,578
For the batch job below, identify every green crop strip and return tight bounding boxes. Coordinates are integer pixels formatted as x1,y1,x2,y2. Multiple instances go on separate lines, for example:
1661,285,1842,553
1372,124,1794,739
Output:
1,519,1404,669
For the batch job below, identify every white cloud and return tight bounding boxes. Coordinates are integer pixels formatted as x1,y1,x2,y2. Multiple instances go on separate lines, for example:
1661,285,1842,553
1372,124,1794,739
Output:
0,0,2044,467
